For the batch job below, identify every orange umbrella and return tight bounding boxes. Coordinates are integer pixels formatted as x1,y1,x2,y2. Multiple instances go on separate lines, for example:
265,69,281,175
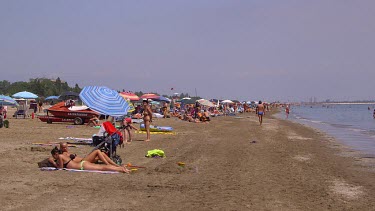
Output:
140,93,159,100
120,92,140,101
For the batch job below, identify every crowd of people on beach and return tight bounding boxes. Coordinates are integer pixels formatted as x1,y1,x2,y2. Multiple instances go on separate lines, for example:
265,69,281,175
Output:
39,99,276,173
38,98,375,174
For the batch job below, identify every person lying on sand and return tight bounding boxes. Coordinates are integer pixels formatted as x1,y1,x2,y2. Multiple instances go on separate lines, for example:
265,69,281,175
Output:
200,110,211,122
181,113,202,123
86,115,100,127
48,142,120,168
50,147,129,173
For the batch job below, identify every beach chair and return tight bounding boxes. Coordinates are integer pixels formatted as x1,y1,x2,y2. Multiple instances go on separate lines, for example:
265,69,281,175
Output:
15,109,27,119
92,121,123,165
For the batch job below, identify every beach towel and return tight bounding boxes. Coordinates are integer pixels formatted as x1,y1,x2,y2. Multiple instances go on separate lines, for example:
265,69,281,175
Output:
58,137,92,142
40,167,119,174
32,143,78,147
140,124,173,132
135,131,176,135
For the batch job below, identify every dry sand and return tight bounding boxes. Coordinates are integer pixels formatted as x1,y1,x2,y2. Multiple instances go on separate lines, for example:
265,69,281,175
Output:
0,109,374,211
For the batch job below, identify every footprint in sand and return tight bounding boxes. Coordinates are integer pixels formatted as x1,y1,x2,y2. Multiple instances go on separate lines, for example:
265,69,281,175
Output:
330,179,363,200
293,155,311,162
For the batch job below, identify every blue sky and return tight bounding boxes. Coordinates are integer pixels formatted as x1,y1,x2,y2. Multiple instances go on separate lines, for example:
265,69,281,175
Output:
1,0,374,102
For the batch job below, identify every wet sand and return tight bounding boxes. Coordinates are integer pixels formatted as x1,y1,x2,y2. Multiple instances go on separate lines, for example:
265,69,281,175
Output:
0,109,374,210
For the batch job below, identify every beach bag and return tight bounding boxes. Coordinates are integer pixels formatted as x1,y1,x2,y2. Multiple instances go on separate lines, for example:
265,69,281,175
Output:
145,149,166,158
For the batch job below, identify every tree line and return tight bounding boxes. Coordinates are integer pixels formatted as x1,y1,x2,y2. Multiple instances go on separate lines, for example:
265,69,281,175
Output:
0,77,81,98
0,77,195,100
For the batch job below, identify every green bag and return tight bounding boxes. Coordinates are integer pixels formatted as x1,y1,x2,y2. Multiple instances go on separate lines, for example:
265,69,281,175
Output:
146,149,166,158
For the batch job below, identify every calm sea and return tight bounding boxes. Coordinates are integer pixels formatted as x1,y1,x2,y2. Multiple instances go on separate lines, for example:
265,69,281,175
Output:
276,104,375,155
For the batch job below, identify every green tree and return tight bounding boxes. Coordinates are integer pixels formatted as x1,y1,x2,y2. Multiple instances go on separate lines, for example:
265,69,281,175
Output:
0,80,11,94
73,84,81,93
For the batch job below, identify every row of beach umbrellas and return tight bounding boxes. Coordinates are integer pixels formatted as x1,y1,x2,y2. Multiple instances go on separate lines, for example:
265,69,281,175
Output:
3,89,253,116
1,88,133,117
0,91,39,107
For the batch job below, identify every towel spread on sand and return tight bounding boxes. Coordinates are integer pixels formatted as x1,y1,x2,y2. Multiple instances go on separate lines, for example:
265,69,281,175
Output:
58,137,93,144
135,131,176,135
40,167,119,174
32,143,78,147
58,137,92,141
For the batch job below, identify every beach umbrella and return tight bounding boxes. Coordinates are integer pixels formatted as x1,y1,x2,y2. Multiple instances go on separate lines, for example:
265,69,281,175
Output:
232,100,241,104
221,100,234,104
12,91,38,99
79,86,131,117
150,101,160,105
182,97,191,100
45,96,59,100
140,93,159,100
119,92,140,101
124,99,135,113
197,99,214,107
154,96,171,103
59,91,79,100
0,95,19,106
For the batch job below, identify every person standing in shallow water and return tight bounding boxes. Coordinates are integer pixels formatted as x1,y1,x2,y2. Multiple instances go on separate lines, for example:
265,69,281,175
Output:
256,101,265,125
285,105,290,119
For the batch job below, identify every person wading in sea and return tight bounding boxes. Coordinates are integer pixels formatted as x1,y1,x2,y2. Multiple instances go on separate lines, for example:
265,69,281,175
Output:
285,105,290,119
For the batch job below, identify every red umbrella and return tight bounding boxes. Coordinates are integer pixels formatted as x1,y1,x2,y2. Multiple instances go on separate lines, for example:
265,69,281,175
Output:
140,93,159,100
119,92,140,101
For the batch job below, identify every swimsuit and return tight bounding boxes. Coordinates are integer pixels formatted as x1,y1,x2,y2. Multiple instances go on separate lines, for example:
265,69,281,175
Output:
258,111,264,115
63,158,73,168
80,161,86,170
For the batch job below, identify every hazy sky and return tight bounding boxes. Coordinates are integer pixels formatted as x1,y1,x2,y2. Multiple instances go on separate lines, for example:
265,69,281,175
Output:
1,0,374,102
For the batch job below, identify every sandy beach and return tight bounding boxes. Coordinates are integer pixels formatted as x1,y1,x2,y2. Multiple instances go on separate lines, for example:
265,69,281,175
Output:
0,109,374,211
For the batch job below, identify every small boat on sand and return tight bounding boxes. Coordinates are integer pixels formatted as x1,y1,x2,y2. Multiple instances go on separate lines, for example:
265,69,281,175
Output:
38,101,98,125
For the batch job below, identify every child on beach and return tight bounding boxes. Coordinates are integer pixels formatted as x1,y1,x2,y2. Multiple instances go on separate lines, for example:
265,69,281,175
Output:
122,118,138,144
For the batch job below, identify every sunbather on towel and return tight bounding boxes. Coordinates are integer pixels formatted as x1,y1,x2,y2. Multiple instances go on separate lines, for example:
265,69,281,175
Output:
48,142,120,168
50,147,130,173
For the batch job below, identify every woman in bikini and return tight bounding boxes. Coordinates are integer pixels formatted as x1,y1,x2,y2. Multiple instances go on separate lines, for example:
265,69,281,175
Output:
86,115,100,127
50,147,129,173
142,99,153,142
48,143,120,167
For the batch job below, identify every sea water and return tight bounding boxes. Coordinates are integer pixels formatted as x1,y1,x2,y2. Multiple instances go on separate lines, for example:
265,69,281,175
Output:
276,104,375,155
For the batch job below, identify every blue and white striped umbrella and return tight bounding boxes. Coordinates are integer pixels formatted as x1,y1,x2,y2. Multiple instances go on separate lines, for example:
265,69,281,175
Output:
0,95,19,106
12,91,38,99
79,86,131,117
